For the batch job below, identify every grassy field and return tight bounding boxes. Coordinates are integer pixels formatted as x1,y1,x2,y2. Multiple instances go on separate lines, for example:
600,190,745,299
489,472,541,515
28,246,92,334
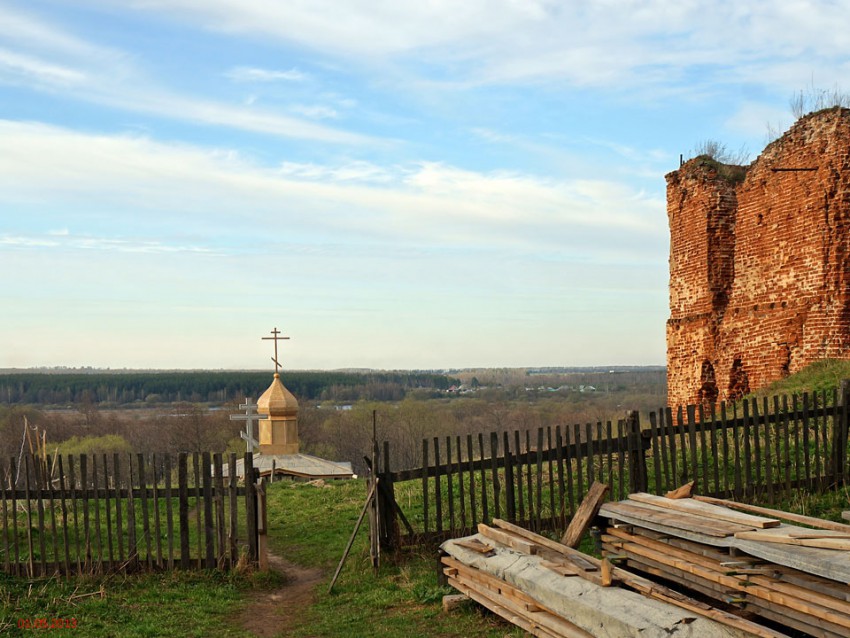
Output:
1,478,521,637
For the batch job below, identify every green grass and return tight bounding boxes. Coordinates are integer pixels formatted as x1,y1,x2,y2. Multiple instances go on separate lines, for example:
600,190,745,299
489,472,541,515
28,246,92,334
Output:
265,478,524,637
755,359,850,398
1,568,282,637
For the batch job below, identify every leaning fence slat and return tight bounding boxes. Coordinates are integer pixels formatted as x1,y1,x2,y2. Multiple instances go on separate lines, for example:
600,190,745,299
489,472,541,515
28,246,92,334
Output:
676,406,688,484
555,426,566,527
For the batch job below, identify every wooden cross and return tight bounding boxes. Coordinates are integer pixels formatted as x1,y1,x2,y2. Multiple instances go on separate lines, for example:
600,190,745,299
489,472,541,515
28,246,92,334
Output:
230,398,265,453
262,327,290,373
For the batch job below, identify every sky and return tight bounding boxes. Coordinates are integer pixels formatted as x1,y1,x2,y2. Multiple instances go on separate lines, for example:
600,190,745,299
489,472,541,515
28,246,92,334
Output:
1,1,848,371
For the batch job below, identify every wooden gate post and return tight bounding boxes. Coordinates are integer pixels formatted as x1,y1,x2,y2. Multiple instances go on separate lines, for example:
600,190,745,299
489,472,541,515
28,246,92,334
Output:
378,441,400,552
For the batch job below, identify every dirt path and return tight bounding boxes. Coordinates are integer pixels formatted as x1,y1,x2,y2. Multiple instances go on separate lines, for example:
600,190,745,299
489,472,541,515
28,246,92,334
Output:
239,552,324,638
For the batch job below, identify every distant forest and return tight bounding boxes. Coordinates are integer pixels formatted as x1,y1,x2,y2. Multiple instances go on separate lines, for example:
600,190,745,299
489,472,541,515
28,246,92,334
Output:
0,370,460,406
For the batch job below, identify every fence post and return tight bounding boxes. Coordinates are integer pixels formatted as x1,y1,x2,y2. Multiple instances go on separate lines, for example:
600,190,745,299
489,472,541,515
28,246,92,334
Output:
626,411,648,494
256,478,268,571
834,379,850,485
244,454,258,564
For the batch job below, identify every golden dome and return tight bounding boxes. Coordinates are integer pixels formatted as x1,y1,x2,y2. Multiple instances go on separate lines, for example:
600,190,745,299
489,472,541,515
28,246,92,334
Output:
257,373,299,417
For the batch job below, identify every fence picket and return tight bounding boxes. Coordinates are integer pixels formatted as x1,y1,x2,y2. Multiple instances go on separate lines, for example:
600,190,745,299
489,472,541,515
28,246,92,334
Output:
456,436,466,531
514,430,524,523
490,432,500,522
445,437,454,532
503,432,515,522
421,439,429,534
466,435,476,529
477,433,488,524
434,437,443,534
648,412,662,495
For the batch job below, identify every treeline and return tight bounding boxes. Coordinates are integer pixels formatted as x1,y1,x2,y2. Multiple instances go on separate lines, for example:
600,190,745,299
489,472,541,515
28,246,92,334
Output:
0,371,460,406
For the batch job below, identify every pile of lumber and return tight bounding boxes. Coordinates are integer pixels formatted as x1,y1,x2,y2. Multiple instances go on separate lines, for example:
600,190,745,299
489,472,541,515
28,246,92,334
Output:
441,519,785,637
599,493,850,638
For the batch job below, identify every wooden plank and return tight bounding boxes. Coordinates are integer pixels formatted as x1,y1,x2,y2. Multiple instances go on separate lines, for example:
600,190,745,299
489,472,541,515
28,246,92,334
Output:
34,455,47,575
781,396,792,502
10,457,20,576
80,454,91,572
686,405,699,495
57,456,71,576
709,404,720,496
698,404,709,496
1,460,9,574
676,407,687,484
731,402,742,499
126,455,137,571
583,423,593,498
453,538,494,554
658,409,671,495
627,493,780,528
734,531,850,550
600,501,748,537
244,453,257,563
802,393,812,491
524,430,533,529
742,400,753,499
514,430,524,524
693,496,850,533
45,456,59,575
574,426,585,507
605,421,614,499
763,397,774,505
193,453,202,568
616,420,625,499
719,403,730,496
478,523,537,555
563,426,575,517
489,519,787,638
561,481,608,548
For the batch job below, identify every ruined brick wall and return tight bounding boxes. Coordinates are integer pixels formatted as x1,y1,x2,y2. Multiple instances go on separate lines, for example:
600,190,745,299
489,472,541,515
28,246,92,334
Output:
667,108,850,409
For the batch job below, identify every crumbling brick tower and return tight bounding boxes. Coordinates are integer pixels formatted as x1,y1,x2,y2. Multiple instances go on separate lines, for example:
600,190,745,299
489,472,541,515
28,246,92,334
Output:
667,108,850,409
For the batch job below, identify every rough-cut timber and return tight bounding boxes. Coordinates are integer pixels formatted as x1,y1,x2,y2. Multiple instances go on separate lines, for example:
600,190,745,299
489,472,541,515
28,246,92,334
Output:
667,108,850,408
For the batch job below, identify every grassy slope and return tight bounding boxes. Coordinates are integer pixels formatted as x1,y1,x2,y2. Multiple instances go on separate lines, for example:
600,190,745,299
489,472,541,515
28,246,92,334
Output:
755,359,850,398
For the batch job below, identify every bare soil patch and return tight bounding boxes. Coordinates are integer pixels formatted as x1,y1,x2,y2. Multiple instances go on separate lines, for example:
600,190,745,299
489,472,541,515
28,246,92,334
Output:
240,553,324,638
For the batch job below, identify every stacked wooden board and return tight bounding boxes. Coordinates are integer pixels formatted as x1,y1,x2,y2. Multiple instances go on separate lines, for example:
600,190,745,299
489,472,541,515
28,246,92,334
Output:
441,519,787,637
599,494,850,638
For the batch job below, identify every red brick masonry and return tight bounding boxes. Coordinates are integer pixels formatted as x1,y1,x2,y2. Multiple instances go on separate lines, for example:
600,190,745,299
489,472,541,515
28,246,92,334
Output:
667,108,850,408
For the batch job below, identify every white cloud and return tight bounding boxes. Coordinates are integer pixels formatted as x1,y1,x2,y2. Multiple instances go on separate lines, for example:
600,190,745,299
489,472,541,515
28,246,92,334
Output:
114,0,850,90
225,66,306,82
0,120,665,260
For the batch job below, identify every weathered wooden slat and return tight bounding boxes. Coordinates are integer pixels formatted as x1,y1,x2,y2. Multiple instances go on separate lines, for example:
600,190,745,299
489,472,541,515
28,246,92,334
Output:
574,425,585,506
555,426,566,527
102,455,114,567
802,393,812,491
563,426,575,518
561,481,609,548
686,405,699,495
228,453,238,565
10,458,20,575
244,453,257,563
165,454,174,569
1,460,10,574
615,420,625,500
152,454,163,569
676,406,688,484
502,431,514,522
719,403,730,497
490,432,500,522
478,433,488,525
658,409,671,494
709,405,720,496
584,423,593,497
178,453,189,569
524,429,534,529
213,453,225,566
138,454,153,569
698,404,709,496
434,437,443,533
547,426,556,521
535,428,543,529
627,493,779,528
762,398,774,505
445,437,455,533
193,453,202,568
515,429,525,523
467,434,477,529
91,455,103,571
126,455,137,571
80,454,91,572
456,436,466,532
113,454,124,564
202,452,215,569
421,438,429,534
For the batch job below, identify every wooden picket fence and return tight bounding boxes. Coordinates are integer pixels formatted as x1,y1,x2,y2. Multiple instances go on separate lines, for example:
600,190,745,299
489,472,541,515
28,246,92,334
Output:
376,386,850,549
0,452,263,577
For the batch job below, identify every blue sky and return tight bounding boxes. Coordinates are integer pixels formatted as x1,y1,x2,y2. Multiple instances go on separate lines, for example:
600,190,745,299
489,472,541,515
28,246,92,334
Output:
1,1,848,370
